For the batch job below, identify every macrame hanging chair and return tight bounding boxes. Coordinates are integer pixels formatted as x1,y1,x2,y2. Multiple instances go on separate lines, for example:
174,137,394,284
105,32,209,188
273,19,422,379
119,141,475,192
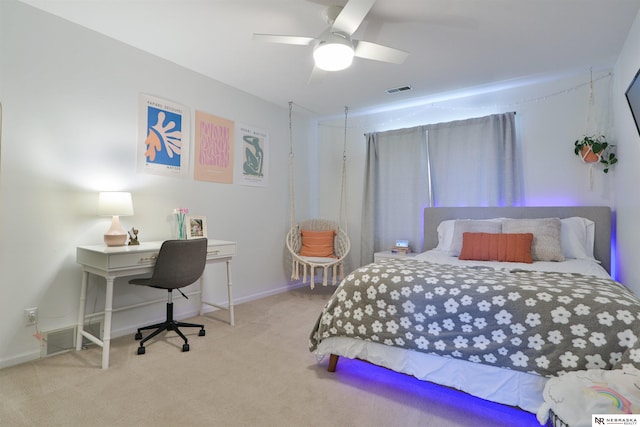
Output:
286,102,351,289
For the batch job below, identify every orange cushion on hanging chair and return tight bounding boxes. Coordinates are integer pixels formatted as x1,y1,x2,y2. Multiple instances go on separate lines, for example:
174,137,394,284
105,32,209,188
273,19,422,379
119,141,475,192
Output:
300,229,336,258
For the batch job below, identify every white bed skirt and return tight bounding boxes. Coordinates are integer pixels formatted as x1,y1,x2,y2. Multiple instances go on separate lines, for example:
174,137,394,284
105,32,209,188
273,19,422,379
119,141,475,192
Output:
315,336,546,414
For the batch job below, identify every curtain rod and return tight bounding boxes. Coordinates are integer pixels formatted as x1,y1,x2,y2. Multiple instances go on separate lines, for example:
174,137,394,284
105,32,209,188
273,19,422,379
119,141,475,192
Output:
361,111,517,136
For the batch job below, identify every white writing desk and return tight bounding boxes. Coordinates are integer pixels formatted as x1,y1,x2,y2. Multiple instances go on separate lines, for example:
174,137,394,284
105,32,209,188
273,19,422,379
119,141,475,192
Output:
76,239,236,369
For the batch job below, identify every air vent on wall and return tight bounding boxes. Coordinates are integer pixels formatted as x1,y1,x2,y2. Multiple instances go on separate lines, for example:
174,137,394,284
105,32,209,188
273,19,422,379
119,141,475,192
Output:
41,322,102,357
386,85,413,95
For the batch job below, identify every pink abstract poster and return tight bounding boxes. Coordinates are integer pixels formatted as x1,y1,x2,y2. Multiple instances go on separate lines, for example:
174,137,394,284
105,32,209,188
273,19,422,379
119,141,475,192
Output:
194,110,234,183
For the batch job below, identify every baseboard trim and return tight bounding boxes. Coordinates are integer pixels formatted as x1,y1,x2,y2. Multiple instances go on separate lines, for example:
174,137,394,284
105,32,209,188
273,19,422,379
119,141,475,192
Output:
0,350,41,370
2,282,313,370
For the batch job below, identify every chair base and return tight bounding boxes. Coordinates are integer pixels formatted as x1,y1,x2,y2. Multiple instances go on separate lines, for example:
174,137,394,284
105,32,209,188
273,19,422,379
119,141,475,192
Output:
135,301,205,354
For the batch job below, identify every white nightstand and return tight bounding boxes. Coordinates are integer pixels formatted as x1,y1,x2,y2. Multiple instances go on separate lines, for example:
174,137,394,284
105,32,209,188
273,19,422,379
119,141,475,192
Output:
374,251,416,262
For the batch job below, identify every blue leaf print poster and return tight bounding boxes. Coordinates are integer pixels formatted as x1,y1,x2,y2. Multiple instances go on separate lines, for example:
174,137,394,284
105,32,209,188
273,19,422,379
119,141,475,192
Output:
138,94,190,177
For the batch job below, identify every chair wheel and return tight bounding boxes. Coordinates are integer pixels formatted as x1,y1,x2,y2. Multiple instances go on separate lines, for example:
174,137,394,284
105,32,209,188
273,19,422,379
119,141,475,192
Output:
199,329,206,337
182,343,190,352
137,346,146,355
135,332,142,340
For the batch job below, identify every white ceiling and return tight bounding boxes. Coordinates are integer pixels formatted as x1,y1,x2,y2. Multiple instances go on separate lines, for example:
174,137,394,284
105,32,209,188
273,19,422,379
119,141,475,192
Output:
19,0,640,118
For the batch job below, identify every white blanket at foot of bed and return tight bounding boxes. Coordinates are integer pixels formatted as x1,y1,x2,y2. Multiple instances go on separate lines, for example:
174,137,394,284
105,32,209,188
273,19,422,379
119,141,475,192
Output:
536,366,640,426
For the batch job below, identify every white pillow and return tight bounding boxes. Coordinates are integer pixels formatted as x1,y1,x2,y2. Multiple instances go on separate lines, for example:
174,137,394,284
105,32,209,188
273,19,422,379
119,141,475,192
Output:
560,217,596,260
436,220,456,251
436,216,596,260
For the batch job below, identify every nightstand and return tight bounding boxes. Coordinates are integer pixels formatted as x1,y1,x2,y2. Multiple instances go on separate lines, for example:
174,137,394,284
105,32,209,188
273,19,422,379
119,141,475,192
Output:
374,251,416,262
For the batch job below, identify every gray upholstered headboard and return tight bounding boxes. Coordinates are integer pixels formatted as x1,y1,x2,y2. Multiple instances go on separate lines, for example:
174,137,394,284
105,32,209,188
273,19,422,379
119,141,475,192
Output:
423,206,612,273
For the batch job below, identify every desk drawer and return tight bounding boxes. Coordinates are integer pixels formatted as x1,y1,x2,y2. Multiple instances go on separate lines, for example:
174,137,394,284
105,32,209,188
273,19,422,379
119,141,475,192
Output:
207,243,236,259
109,251,159,269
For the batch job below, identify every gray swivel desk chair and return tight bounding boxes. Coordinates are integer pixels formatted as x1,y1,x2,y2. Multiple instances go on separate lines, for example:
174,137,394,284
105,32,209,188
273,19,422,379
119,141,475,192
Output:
129,238,208,355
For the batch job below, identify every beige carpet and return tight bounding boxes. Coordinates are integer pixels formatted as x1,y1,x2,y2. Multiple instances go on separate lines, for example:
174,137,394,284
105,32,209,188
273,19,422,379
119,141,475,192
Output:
0,286,540,426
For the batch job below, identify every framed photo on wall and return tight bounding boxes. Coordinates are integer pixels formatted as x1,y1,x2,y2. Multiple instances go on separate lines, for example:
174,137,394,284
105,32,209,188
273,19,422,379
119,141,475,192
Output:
186,216,207,239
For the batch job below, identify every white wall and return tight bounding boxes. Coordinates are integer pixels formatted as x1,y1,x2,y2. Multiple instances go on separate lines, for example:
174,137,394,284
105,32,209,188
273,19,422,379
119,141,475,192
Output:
318,70,617,275
3,0,638,370
613,9,640,295
0,1,315,368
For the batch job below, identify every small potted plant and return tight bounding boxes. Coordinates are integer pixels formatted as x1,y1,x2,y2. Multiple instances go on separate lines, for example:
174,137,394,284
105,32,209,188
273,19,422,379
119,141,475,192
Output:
574,134,618,173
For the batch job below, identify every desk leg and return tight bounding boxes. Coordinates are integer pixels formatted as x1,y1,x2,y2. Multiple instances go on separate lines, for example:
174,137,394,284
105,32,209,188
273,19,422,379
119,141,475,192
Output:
226,260,234,326
101,278,114,370
75,271,89,351
199,276,204,316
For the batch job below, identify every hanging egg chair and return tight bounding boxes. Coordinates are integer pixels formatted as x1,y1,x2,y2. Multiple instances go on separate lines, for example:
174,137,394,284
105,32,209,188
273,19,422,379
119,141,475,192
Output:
286,218,350,288
286,103,351,288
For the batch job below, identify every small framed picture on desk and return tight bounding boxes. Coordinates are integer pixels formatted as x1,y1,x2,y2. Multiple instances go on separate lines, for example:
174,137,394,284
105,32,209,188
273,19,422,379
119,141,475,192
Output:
187,216,207,239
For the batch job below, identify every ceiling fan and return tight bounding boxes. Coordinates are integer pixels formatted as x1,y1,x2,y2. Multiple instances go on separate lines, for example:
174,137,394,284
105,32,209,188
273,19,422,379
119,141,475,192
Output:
252,0,409,76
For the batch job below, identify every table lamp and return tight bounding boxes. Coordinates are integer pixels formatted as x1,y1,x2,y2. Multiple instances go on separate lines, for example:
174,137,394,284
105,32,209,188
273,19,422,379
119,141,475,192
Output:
98,191,134,246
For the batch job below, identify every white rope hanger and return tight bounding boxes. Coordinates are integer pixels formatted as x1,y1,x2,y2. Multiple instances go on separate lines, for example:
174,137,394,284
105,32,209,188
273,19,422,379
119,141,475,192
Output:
288,102,349,231
583,68,599,190
288,101,296,230
339,106,349,234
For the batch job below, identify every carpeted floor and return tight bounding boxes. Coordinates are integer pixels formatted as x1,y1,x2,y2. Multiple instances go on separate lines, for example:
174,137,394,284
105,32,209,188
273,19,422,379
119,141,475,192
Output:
0,286,540,426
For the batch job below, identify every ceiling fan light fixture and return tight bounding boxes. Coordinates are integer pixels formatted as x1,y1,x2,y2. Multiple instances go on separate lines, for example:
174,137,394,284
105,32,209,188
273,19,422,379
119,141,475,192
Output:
313,38,354,71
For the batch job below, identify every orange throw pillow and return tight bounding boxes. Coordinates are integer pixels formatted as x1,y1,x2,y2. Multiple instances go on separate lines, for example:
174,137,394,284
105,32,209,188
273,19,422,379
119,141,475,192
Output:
459,232,533,263
300,229,336,258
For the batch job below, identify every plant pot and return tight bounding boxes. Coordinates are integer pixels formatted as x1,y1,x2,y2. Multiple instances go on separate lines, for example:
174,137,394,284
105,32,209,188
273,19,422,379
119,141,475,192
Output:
580,145,601,164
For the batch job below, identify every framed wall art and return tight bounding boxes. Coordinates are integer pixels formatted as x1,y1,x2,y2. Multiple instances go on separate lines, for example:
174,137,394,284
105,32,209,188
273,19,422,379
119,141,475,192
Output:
236,123,269,187
194,110,234,183
138,94,190,178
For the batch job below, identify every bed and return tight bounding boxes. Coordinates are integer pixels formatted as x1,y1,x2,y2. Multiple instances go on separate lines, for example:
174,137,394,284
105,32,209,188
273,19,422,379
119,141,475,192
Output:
309,206,640,415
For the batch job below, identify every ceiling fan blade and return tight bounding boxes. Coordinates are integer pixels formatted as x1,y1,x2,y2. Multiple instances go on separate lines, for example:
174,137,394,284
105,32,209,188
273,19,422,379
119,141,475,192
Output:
354,40,409,64
331,0,376,36
252,33,315,46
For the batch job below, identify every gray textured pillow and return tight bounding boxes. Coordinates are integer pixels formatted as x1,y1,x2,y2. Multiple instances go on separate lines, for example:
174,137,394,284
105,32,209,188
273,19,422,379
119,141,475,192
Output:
502,218,565,262
450,219,502,256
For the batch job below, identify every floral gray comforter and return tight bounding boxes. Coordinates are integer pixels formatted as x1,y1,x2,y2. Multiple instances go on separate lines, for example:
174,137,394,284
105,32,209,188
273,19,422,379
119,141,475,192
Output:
309,259,640,377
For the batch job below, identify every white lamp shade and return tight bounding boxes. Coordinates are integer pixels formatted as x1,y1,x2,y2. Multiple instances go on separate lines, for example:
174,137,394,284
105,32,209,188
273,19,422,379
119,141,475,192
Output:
98,192,134,216
313,37,354,71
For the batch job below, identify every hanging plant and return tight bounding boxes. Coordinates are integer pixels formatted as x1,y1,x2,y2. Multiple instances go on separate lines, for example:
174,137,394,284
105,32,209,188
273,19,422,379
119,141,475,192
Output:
574,134,618,173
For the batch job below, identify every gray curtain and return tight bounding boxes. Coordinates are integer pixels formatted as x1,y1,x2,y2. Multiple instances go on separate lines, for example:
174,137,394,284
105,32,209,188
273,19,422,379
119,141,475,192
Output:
361,126,429,265
427,112,519,206
361,112,519,264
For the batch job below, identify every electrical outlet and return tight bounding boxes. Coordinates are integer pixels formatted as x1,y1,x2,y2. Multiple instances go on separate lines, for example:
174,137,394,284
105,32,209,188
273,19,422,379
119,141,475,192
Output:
24,308,38,325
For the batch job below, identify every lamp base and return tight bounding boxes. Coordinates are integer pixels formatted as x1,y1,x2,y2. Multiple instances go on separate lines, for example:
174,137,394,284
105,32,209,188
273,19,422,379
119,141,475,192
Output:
104,233,127,246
